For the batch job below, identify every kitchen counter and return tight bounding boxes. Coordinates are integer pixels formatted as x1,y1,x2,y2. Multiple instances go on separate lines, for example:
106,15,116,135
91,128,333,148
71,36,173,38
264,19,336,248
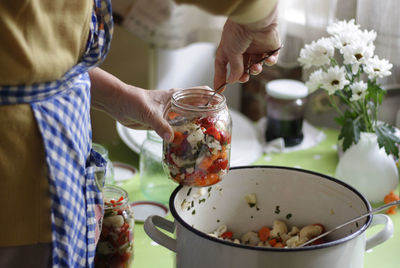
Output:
105,127,400,268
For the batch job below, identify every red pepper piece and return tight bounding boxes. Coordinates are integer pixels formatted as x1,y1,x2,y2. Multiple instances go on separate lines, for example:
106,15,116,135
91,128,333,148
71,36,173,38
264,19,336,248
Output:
207,158,228,173
197,116,215,129
205,126,221,141
220,231,233,239
219,131,231,145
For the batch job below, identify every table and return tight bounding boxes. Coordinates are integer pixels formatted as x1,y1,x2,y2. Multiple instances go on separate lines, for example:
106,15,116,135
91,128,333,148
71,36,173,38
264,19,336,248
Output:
106,127,400,268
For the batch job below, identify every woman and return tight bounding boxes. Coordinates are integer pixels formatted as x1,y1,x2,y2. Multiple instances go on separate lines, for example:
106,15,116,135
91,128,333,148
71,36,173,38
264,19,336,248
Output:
0,0,279,267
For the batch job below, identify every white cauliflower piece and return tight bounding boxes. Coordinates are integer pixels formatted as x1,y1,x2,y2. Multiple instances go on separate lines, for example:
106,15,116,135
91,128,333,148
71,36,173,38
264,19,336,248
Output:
286,235,309,248
299,225,323,240
270,220,288,238
241,231,260,245
244,193,257,208
187,127,204,146
103,215,124,228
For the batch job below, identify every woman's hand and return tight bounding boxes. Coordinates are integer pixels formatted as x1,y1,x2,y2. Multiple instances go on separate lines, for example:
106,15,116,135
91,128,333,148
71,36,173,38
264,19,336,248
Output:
89,68,176,142
214,4,281,90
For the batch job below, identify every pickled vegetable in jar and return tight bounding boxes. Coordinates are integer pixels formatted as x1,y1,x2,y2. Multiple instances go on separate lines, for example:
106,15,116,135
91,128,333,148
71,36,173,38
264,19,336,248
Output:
95,185,134,268
163,87,232,187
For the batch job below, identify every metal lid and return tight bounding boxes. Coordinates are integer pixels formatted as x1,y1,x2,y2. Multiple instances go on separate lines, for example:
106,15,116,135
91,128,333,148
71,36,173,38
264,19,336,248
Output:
266,79,308,100
130,201,169,223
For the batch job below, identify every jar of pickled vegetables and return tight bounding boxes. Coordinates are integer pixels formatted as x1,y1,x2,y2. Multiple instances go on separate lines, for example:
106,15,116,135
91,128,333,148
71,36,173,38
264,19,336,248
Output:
162,87,232,187
95,185,134,268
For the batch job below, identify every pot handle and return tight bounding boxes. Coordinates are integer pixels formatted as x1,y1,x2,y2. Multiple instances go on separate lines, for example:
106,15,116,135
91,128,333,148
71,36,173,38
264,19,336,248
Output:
144,215,177,252
365,214,394,251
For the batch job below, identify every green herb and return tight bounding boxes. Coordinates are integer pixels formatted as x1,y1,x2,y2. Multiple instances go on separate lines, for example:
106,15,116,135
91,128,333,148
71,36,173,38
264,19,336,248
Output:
286,213,292,220
192,210,196,215
191,201,194,208
248,203,256,208
274,205,280,214
187,188,192,196
199,198,206,204
256,207,260,211
217,219,220,223
208,187,212,193
250,216,254,219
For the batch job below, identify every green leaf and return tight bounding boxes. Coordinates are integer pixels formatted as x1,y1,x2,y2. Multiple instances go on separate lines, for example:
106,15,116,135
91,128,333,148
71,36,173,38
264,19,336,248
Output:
367,81,385,105
375,124,400,156
338,117,362,151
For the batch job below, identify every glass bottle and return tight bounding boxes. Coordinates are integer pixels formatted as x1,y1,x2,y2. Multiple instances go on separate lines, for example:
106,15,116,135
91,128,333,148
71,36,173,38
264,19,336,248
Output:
95,185,134,268
92,143,115,185
139,131,176,204
265,79,308,147
162,87,232,187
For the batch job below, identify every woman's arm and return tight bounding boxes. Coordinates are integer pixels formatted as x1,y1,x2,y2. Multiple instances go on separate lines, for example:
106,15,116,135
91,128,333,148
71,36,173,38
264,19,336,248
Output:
89,67,175,142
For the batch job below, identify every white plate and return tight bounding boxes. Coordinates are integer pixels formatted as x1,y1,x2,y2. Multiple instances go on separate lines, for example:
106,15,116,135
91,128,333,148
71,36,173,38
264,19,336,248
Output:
116,109,263,166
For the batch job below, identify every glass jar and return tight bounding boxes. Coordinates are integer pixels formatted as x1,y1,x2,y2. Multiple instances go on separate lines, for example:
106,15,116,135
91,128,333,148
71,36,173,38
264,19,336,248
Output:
139,131,176,204
95,185,134,268
265,79,308,147
92,143,115,186
162,87,232,187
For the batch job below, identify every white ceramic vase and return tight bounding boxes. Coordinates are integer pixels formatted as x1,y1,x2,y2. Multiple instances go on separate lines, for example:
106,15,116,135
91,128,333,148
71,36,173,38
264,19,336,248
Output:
335,132,399,203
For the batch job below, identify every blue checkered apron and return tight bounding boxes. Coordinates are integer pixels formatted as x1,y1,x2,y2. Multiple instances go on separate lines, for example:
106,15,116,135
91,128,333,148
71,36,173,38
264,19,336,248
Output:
0,0,113,267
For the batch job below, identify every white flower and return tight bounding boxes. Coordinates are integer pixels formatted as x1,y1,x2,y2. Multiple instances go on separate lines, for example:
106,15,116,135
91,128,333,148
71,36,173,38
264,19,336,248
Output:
342,40,374,73
349,81,368,101
342,41,374,65
327,19,360,36
298,37,334,69
364,55,393,79
331,31,357,51
358,29,377,45
321,66,350,95
305,69,324,93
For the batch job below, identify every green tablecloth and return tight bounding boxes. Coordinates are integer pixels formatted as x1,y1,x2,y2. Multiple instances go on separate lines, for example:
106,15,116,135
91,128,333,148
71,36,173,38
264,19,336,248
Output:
106,127,399,268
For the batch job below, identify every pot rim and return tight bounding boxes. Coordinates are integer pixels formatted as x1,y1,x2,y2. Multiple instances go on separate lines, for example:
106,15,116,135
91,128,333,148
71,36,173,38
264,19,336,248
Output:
169,165,372,252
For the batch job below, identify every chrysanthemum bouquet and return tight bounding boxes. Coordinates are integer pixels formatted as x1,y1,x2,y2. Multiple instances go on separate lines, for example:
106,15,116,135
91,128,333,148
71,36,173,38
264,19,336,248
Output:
298,19,400,156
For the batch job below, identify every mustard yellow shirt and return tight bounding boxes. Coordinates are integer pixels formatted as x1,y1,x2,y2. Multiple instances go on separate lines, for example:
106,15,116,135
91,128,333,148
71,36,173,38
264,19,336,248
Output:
0,0,92,86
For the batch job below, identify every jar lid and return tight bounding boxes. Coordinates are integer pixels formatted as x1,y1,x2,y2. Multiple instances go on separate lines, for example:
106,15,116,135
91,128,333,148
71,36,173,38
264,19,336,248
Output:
265,79,308,100
130,201,169,223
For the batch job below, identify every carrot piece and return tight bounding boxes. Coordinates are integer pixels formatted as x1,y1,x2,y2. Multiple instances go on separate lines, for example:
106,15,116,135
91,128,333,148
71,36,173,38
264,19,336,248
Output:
258,226,271,242
172,131,185,145
384,191,400,215
273,242,284,248
168,111,180,120
195,173,220,186
268,238,277,246
204,173,220,185
210,153,220,161
199,156,214,170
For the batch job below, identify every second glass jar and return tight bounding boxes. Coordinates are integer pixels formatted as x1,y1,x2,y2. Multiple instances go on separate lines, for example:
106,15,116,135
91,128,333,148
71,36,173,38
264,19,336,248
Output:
163,88,232,187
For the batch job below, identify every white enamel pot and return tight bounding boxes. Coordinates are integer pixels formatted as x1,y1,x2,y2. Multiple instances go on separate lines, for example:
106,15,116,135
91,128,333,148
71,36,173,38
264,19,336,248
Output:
145,166,393,268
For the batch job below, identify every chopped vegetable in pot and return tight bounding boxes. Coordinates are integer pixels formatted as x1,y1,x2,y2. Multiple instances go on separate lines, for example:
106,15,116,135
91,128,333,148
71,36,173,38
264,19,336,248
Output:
209,220,326,248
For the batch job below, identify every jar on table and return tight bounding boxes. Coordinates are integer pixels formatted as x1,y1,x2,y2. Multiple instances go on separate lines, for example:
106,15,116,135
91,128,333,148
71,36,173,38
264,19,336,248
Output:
139,130,176,204
163,87,232,187
95,185,134,268
265,79,308,147
92,143,115,186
